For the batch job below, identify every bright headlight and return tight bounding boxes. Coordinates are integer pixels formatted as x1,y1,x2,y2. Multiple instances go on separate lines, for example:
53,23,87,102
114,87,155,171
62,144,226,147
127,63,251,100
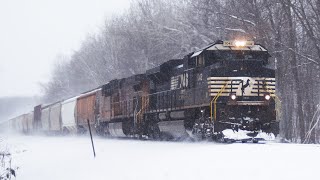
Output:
265,94,271,100
235,41,246,47
230,94,237,100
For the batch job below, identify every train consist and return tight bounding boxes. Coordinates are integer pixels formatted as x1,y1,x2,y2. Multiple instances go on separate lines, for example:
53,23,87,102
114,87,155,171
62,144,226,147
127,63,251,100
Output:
2,40,279,142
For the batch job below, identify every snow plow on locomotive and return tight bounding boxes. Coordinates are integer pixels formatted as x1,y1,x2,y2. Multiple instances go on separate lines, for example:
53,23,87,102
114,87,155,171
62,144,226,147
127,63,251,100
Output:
3,40,279,142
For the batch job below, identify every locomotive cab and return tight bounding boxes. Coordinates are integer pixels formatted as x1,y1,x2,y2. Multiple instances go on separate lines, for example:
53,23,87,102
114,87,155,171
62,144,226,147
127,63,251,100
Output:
188,40,278,141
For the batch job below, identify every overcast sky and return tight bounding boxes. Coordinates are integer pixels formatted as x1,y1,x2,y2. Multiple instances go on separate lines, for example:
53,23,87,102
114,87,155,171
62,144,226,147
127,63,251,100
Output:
0,0,130,97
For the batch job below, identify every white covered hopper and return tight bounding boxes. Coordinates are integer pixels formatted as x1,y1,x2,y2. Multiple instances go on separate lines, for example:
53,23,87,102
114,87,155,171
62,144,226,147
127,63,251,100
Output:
49,103,62,131
41,107,50,131
61,96,78,133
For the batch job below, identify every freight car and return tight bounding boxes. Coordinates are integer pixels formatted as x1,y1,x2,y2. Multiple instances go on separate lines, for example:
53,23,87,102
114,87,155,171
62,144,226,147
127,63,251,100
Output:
61,96,78,134
77,88,101,133
40,103,62,134
3,112,34,134
4,40,279,142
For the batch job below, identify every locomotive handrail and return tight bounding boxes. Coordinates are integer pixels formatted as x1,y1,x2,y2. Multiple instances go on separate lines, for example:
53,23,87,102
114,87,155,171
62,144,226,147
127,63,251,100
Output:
135,96,149,123
210,81,228,122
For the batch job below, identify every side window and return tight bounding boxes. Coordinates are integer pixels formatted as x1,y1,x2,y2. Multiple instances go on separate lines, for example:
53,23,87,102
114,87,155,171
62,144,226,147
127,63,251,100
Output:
206,52,219,66
196,55,205,66
188,58,196,68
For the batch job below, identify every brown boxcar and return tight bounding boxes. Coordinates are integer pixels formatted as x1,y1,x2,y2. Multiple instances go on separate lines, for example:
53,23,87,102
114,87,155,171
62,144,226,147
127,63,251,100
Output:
76,89,100,128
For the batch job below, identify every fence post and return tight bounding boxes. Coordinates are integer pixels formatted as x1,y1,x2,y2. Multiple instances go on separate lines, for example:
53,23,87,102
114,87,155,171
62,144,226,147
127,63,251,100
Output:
87,119,96,158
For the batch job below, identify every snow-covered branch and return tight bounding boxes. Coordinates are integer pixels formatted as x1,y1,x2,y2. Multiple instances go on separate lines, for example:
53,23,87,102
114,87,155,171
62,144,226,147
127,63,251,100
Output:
216,12,256,26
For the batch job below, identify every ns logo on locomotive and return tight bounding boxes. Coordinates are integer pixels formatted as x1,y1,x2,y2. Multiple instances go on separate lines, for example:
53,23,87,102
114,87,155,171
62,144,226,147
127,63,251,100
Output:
4,40,279,143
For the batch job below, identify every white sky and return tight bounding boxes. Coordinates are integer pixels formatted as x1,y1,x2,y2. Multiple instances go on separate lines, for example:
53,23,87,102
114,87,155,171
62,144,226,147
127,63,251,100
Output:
0,0,130,97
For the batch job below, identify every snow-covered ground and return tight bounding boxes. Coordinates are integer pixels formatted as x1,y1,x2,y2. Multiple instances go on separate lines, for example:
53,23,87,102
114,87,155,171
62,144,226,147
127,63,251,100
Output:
1,133,320,180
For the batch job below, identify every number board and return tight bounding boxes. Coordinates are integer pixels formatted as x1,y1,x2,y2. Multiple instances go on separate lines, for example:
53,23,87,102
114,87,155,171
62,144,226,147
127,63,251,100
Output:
223,41,254,47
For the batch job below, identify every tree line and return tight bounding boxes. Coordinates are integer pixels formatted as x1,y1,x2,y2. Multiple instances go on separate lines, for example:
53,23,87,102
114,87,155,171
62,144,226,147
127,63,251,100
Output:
42,0,320,143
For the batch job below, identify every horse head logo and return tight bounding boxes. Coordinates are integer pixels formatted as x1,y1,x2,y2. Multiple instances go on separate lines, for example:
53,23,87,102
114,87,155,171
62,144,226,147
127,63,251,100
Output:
241,79,250,94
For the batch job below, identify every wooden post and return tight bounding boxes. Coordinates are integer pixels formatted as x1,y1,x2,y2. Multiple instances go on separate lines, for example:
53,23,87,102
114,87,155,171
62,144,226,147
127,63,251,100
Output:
87,119,96,158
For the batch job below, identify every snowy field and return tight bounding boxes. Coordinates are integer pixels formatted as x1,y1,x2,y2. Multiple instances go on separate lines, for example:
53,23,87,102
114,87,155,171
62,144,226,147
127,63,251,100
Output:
1,133,320,180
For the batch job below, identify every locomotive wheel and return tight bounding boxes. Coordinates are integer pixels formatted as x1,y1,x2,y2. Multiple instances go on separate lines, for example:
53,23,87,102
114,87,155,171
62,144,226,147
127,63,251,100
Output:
212,132,225,142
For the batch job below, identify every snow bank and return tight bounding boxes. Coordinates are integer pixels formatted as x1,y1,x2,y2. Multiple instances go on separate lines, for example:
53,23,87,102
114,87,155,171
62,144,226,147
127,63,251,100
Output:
0,134,320,180
222,129,276,141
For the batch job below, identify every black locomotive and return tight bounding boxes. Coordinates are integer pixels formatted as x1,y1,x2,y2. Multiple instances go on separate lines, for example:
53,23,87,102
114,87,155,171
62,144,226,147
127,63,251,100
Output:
5,40,279,142
98,40,278,141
